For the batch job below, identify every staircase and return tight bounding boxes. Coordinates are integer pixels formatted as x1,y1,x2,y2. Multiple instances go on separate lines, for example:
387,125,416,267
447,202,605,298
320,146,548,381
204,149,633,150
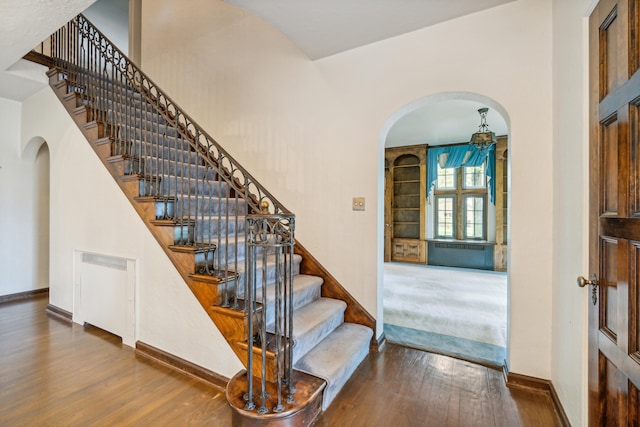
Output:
30,14,375,426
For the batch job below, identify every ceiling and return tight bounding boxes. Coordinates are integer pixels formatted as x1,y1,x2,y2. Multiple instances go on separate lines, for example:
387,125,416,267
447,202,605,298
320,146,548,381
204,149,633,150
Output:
0,0,96,101
1,0,511,144
224,0,514,60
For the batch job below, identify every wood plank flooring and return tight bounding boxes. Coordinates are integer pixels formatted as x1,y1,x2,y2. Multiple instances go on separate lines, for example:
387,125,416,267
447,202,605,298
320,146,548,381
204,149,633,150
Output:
0,295,562,426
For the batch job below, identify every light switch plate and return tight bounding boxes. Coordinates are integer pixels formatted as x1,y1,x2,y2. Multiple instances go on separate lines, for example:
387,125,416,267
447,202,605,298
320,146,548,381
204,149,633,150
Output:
352,197,365,211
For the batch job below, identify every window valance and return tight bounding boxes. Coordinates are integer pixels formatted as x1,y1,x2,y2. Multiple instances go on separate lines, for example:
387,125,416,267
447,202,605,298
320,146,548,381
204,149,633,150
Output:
427,144,496,204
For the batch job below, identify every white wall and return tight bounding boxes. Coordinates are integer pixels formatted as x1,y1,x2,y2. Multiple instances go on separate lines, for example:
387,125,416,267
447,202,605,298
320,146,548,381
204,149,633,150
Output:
0,97,49,296
551,0,593,425
140,0,554,380
20,87,242,378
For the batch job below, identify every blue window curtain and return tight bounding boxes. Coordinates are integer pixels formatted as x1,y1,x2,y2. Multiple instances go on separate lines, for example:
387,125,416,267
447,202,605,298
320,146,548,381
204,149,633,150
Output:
426,146,449,198
443,145,470,168
427,145,496,204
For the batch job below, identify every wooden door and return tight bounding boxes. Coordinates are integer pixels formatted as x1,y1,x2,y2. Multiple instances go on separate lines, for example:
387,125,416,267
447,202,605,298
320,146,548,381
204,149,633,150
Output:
589,0,640,423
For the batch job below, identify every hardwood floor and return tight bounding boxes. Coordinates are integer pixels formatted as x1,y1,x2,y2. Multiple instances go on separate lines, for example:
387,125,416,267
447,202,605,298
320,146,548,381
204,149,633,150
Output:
0,295,562,426
316,346,562,427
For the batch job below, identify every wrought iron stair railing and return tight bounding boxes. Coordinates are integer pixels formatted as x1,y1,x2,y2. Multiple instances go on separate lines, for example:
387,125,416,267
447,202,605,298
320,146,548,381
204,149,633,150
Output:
32,13,298,416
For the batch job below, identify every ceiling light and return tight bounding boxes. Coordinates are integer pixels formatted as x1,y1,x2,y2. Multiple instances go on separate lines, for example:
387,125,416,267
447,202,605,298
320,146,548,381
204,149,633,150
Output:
470,107,496,151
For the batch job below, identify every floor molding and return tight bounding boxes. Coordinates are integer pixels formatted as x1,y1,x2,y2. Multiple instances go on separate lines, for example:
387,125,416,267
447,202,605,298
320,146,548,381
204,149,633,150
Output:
373,331,386,352
135,341,229,392
505,370,571,427
0,288,48,304
45,303,72,322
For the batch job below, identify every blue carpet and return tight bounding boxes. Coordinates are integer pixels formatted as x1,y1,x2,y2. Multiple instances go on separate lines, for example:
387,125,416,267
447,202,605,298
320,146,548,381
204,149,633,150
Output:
384,323,506,368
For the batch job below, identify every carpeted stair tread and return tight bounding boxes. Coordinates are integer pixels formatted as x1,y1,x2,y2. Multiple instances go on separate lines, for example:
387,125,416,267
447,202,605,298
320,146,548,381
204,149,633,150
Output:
259,274,323,327
234,253,302,287
294,322,372,410
287,297,346,364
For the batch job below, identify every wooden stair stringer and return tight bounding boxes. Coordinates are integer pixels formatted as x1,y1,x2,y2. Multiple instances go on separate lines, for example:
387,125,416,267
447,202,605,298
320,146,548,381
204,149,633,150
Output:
294,241,379,350
208,305,285,383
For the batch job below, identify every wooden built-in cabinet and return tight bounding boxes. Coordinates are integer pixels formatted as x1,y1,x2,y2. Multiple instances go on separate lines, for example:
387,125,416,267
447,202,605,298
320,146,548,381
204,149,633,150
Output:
493,136,508,271
384,145,427,264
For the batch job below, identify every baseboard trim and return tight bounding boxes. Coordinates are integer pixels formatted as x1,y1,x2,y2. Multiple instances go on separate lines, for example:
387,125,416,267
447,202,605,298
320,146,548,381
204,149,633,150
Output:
505,370,571,427
135,341,229,392
372,331,386,352
0,288,49,304
547,381,572,427
45,303,72,322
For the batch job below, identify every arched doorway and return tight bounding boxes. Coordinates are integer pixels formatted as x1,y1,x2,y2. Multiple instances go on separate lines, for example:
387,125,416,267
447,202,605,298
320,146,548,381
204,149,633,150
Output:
22,137,50,293
379,92,510,367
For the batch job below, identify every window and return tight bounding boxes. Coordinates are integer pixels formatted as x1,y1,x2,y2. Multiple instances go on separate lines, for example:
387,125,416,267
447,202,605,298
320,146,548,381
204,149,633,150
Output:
436,164,455,189
464,195,485,239
436,196,455,238
434,163,487,240
463,164,486,189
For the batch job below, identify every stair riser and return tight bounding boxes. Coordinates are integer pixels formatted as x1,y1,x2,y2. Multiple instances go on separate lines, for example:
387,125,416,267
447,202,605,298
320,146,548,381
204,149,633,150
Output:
292,310,344,364
152,197,247,220
81,90,163,119
172,222,246,246
175,197,248,218
141,177,230,198
118,143,203,165
235,258,302,293
182,218,247,241
139,158,218,181
74,98,155,124
194,250,216,274
117,121,183,140
102,102,167,126
213,239,250,262
294,323,374,411
114,132,192,152
262,284,321,329
151,198,176,220
73,80,144,107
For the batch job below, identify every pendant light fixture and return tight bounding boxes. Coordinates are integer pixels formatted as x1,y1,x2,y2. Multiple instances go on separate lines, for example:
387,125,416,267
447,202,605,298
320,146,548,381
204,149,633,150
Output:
470,107,497,151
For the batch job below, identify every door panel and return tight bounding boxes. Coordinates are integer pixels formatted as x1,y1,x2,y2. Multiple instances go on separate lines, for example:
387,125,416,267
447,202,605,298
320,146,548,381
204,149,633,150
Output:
600,237,619,341
629,103,640,215
602,355,629,426
601,117,619,216
590,0,640,425
630,240,640,356
600,4,627,98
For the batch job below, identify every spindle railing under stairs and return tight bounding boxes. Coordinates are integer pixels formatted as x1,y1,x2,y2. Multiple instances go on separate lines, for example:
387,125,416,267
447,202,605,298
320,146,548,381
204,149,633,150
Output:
32,14,298,416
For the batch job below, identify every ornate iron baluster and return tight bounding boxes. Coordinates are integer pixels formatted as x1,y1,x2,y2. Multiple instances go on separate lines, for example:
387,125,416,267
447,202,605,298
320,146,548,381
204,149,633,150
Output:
245,204,295,414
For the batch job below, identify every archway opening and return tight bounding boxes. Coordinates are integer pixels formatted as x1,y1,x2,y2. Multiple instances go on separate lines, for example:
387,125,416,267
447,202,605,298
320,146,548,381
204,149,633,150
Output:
379,92,510,367
22,136,50,294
